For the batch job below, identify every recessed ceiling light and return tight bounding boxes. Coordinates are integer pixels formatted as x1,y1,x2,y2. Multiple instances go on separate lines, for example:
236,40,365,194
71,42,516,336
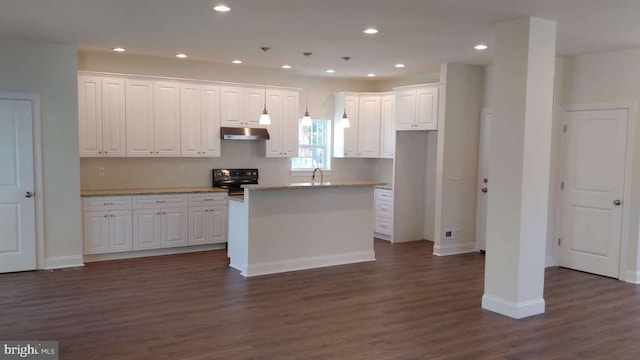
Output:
326,69,335,73
232,59,242,64
213,4,230,12
395,63,405,68
112,47,126,52
176,53,187,59
281,65,292,69
367,73,376,77
364,28,379,35
475,44,488,50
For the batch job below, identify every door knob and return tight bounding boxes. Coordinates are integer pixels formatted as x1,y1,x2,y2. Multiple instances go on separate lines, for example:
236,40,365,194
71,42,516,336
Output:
613,199,622,206
25,191,34,198
481,188,488,193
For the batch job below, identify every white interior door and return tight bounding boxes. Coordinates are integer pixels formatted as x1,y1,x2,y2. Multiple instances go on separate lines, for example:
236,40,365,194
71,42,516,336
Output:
560,108,628,278
0,99,36,273
475,109,491,251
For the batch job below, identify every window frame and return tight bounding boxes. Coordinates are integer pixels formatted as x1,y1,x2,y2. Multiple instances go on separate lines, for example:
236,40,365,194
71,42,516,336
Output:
291,118,332,172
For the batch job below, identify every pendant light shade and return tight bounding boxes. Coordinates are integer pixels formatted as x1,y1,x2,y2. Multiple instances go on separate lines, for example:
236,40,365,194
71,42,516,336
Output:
301,52,313,127
340,56,351,128
259,47,271,125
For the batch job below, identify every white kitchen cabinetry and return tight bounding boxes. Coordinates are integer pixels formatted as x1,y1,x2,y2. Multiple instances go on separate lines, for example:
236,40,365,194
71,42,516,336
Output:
265,89,299,157
78,76,127,157
334,93,360,158
357,95,382,158
125,79,155,156
82,196,133,255
153,82,181,156
395,85,439,131
132,194,188,250
188,193,227,245
374,188,394,238
380,94,396,159
220,85,267,128
180,84,221,157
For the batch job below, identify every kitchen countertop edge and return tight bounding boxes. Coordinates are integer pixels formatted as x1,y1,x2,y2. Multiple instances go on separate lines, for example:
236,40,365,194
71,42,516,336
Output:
80,187,227,197
242,181,388,191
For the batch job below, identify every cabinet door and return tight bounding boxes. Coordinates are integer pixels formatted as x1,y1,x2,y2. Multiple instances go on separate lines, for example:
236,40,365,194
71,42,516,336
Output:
153,82,181,156
101,78,126,157
395,89,416,130
108,210,133,252
415,87,439,130
244,87,266,128
209,207,227,244
380,94,396,159
133,209,161,250
281,90,300,157
357,95,381,158
220,86,244,127
265,89,284,157
201,86,221,157
180,83,202,157
83,211,110,255
188,207,208,245
342,95,360,157
126,79,155,157
78,75,103,157
161,208,188,248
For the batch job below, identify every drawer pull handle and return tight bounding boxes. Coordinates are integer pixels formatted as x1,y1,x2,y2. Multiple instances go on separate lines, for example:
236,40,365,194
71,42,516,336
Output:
103,202,114,205
204,198,214,201
156,200,166,203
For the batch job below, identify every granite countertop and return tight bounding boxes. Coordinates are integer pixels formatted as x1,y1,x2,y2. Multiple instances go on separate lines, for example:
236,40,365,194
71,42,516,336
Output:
228,195,245,203
81,187,227,197
242,181,387,191
374,184,393,190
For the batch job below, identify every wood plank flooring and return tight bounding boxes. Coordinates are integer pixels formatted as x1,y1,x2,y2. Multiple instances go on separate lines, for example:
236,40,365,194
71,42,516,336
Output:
1,240,640,359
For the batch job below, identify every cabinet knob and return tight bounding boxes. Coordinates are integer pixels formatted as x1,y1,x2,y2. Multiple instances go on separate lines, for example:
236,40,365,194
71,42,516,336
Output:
157,212,161,215
99,151,102,154
150,151,154,154
105,151,109,154
104,215,108,218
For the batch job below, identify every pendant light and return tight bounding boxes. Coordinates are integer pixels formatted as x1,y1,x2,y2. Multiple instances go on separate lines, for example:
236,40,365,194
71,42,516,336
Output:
301,52,313,127
259,46,272,125
340,56,351,128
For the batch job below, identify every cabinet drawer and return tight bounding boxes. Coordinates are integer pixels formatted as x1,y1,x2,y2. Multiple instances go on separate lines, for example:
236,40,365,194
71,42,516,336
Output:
188,193,227,207
375,200,393,218
83,196,132,212
375,189,393,201
375,216,393,236
132,194,187,209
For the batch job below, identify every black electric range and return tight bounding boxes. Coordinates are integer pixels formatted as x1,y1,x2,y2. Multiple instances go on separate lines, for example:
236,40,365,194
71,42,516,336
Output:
212,169,259,196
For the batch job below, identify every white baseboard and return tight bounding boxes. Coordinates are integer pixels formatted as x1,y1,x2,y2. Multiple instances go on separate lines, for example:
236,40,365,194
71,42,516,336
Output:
482,294,545,319
374,232,392,241
243,250,376,277
84,243,226,263
433,241,476,256
43,255,85,270
545,255,556,267
622,270,640,284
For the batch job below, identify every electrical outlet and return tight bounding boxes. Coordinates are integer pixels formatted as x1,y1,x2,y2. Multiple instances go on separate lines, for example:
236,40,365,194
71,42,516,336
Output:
178,165,184,175
444,228,459,240
98,167,105,176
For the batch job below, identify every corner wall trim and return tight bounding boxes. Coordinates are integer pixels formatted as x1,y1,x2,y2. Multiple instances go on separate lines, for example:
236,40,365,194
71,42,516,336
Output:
243,251,375,277
43,256,85,270
481,294,545,319
622,270,640,284
433,242,476,256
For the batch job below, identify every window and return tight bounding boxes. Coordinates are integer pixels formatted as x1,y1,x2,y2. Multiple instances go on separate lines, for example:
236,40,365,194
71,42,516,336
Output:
291,119,332,171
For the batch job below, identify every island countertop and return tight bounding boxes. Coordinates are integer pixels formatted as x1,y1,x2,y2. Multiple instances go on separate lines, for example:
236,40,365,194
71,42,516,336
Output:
242,181,387,191
80,187,227,197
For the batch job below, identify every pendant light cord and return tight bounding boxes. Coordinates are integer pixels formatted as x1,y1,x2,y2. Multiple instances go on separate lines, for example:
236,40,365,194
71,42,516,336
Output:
261,47,270,109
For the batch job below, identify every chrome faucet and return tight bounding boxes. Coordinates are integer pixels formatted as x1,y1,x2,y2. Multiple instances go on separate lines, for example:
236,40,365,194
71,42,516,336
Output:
312,168,324,184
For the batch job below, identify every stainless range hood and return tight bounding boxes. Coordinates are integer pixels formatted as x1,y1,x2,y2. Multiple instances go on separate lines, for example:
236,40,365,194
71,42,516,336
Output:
220,127,270,141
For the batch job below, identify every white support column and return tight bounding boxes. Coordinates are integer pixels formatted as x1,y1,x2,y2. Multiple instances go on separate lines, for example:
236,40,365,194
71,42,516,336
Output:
482,17,557,319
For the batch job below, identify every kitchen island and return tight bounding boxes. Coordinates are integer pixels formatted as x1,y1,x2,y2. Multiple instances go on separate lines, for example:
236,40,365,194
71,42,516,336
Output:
227,181,385,277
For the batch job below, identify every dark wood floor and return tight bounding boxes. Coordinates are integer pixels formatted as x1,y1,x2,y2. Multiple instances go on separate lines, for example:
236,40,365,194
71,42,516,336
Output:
2,240,640,359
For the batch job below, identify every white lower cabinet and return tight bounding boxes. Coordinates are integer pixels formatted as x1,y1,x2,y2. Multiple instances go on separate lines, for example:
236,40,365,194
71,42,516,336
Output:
83,193,227,256
374,188,394,237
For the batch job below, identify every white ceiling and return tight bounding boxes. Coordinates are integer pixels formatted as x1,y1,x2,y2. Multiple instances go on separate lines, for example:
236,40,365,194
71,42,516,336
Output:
2,0,640,78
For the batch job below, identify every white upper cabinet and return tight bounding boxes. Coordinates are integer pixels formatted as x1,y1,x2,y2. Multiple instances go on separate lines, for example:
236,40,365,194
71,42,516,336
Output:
394,85,439,131
125,79,155,157
220,85,267,128
79,75,127,158
333,93,360,158
265,89,299,158
380,94,396,159
357,95,382,158
153,82,181,156
180,84,221,157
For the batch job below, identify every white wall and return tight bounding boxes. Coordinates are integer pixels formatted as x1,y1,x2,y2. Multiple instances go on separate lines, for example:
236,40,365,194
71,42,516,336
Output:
433,63,484,255
78,51,387,189
0,39,82,265
562,48,640,281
